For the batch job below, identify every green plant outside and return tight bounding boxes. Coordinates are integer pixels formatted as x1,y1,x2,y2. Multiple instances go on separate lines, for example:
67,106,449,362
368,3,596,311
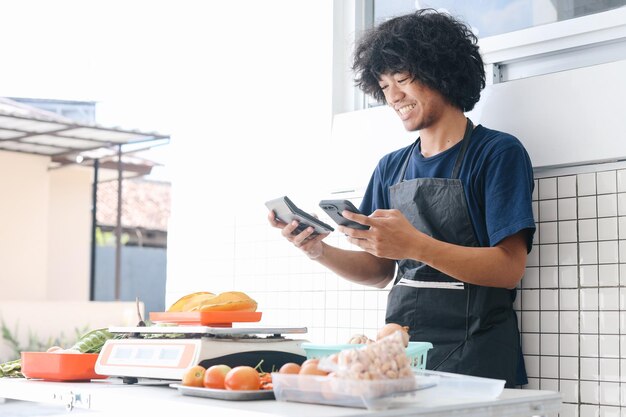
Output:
0,319,90,362
95,226,130,246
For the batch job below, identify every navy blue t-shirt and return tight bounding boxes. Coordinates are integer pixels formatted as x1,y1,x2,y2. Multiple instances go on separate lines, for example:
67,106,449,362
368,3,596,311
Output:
360,124,535,386
359,124,536,251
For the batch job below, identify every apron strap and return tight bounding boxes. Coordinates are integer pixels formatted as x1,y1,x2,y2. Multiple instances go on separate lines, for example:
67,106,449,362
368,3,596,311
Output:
398,140,418,183
398,118,474,182
451,118,473,179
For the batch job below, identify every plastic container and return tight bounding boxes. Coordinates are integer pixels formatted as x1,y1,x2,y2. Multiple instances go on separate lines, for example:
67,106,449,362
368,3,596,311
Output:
272,370,505,410
301,341,433,369
272,372,436,410
21,352,106,381
412,369,505,399
372,370,505,409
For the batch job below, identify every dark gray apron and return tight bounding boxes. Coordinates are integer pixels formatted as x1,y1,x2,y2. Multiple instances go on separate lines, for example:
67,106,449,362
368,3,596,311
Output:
386,119,519,387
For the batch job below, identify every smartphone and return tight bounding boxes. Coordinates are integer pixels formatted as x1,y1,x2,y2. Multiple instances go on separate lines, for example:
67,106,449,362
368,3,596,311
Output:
318,199,370,230
265,196,334,235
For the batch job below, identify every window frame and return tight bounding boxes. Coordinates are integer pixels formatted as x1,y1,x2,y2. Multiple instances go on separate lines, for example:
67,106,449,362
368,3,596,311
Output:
480,6,626,84
333,4,626,113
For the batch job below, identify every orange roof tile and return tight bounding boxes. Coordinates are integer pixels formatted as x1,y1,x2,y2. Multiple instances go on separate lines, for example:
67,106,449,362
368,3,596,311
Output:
96,179,170,231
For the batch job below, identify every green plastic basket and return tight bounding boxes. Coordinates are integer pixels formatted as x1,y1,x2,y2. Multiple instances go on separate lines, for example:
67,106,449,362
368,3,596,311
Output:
301,341,433,370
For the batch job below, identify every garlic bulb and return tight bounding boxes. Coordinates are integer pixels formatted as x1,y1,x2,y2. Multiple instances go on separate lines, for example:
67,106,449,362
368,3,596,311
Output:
336,331,413,380
347,334,374,344
377,323,410,347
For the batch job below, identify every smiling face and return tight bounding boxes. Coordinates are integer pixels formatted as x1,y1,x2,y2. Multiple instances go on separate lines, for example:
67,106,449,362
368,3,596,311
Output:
378,72,448,132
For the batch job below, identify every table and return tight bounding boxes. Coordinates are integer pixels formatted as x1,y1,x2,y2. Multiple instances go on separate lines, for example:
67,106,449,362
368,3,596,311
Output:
0,378,561,417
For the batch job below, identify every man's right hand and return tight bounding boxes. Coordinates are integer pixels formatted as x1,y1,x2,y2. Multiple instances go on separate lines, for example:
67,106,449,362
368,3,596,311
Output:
267,211,329,259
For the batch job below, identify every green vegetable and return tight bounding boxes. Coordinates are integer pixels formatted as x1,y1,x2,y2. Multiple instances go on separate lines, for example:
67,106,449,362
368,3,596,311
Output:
69,328,117,353
0,327,121,378
0,359,23,378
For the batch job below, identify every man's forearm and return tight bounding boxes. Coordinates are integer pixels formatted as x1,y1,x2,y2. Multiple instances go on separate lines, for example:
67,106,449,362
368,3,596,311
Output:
315,242,396,288
416,232,528,288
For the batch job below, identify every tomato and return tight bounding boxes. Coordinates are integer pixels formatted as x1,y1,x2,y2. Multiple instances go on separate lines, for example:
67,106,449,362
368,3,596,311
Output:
299,362,329,376
182,365,206,387
278,362,301,374
224,366,261,391
259,373,273,390
300,358,319,367
203,364,231,389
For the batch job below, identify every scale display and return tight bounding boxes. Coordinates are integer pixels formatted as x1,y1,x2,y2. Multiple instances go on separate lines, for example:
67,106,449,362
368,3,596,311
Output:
98,340,198,370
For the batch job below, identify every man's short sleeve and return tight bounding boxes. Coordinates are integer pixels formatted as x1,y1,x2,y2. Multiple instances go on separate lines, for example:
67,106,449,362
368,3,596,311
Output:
482,141,536,251
359,164,388,216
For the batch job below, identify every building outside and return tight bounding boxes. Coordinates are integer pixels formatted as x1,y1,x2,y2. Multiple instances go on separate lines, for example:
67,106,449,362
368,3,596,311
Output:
11,98,170,314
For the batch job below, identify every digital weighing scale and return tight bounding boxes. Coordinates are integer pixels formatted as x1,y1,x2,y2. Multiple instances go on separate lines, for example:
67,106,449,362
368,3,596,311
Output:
95,325,309,383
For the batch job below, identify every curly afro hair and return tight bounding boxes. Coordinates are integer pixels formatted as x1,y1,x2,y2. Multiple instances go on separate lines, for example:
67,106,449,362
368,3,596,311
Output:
353,9,485,112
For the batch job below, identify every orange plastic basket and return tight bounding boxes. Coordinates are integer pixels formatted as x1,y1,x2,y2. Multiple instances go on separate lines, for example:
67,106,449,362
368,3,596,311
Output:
21,352,106,381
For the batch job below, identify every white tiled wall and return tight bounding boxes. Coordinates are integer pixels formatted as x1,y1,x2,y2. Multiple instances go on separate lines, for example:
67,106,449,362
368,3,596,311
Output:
233,196,389,346
225,163,626,416
520,163,626,417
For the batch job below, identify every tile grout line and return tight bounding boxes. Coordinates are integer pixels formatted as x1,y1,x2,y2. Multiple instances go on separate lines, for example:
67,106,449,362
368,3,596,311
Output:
594,172,601,410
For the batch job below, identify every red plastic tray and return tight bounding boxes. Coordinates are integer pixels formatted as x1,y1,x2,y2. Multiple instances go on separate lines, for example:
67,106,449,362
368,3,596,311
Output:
21,352,106,381
149,311,262,326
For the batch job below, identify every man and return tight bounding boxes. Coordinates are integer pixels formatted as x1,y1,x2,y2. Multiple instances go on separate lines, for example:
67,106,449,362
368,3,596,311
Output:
268,10,535,387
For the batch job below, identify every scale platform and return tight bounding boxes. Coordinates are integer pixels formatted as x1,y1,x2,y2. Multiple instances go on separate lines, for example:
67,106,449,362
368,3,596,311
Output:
95,325,309,383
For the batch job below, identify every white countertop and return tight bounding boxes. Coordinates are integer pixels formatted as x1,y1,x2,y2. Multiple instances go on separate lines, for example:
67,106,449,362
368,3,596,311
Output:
0,378,561,417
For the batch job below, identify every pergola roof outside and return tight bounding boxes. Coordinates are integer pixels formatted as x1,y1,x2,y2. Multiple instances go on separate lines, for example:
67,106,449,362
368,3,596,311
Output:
0,96,170,300
0,96,170,171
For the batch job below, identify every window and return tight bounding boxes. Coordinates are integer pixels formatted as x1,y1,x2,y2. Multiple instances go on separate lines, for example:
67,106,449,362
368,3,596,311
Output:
336,1,626,111
373,0,626,38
